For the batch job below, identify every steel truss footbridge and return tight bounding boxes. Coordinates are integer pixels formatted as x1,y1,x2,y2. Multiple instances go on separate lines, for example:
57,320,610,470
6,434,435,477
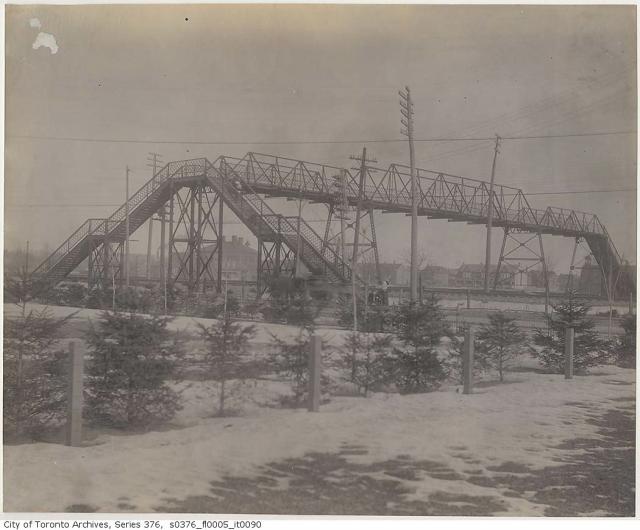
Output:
31,152,634,301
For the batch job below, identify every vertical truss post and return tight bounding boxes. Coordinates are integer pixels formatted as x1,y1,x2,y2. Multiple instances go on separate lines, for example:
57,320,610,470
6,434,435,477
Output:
567,237,580,293
275,240,281,276
103,222,110,292
167,179,175,288
87,239,95,290
493,227,509,290
538,233,550,316
217,188,224,294
322,203,334,258
196,187,203,291
188,186,196,290
159,205,166,304
368,209,381,283
257,236,263,299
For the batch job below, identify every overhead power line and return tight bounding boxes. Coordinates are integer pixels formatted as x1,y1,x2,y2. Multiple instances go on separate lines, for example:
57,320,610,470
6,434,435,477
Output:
6,130,636,146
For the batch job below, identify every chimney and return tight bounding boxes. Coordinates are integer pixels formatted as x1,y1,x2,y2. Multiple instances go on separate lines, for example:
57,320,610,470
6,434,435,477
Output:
232,235,238,244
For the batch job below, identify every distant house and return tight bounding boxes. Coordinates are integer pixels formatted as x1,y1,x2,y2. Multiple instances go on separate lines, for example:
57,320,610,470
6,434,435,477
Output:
419,265,450,287
204,236,258,281
357,262,410,286
454,263,517,289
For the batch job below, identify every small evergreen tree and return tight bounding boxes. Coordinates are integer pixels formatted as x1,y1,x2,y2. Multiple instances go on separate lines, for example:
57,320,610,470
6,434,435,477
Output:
4,257,75,440
85,312,183,428
340,331,392,396
197,315,256,416
269,325,314,406
617,313,636,368
383,295,449,394
476,312,525,382
533,291,611,374
3,307,73,439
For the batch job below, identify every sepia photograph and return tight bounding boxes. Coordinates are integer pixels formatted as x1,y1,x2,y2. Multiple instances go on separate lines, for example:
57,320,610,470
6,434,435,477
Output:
2,3,637,517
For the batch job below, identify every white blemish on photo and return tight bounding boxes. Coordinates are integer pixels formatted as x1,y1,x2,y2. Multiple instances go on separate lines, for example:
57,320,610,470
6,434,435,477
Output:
32,31,58,54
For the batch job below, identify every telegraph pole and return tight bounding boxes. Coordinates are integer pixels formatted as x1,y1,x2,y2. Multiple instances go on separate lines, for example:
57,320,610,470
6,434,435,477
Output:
483,135,501,293
125,165,131,289
146,152,162,280
349,147,377,332
400,86,418,303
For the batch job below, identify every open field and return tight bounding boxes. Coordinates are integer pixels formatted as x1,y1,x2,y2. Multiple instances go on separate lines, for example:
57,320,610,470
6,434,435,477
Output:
3,303,635,515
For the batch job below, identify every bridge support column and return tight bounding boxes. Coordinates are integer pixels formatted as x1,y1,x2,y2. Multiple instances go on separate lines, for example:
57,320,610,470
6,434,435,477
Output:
494,227,549,294
166,180,223,295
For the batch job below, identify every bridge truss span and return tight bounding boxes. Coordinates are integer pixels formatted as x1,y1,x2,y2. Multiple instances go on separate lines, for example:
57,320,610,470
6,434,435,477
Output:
30,151,633,301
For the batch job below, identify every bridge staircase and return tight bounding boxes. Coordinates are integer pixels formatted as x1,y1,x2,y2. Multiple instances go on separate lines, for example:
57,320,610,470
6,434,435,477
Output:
31,157,363,292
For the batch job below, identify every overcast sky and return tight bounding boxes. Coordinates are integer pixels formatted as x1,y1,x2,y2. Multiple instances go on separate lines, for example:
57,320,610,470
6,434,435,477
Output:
4,4,637,271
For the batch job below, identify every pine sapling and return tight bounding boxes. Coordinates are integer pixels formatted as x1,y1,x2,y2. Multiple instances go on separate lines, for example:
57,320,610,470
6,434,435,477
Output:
197,315,256,416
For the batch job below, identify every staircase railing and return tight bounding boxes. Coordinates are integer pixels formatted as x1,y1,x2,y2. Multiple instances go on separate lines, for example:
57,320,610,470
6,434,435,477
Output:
31,218,105,276
32,159,210,278
215,158,358,282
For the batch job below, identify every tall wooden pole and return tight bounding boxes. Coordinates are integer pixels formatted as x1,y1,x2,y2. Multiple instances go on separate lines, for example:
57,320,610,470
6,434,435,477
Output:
463,327,474,394
66,341,84,447
565,327,575,379
308,335,322,412
125,166,130,289
400,86,418,303
160,206,167,314
484,135,501,293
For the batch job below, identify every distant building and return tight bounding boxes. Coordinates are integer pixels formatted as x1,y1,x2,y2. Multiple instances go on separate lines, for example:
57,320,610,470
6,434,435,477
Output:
357,262,410,286
204,236,258,281
419,265,450,287
453,263,517,289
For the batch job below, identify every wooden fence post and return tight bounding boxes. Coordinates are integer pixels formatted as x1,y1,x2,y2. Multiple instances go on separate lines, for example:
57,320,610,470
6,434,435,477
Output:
66,341,84,446
463,327,474,395
564,327,574,380
308,335,322,412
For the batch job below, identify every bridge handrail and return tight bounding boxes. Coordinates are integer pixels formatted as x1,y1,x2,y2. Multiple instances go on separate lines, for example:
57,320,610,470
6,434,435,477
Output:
226,152,609,237
90,158,209,238
32,158,211,276
31,219,94,275
216,157,357,282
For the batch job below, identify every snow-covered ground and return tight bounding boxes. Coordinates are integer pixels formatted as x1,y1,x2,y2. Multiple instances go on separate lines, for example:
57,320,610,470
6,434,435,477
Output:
3,364,635,514
3,303,354,347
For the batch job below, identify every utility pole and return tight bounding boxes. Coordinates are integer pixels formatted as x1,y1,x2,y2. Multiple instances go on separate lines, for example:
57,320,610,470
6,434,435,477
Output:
146,152,162,280
400,86,418,303
349,147,377,332
483,135,501,293
125,165,130,289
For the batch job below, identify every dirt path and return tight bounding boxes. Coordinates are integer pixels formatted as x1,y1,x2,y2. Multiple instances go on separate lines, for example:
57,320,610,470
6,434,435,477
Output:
153,400,635,516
